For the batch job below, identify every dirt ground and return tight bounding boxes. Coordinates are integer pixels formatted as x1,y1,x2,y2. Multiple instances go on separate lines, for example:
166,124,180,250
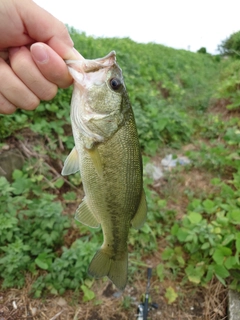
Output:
0,274,228,320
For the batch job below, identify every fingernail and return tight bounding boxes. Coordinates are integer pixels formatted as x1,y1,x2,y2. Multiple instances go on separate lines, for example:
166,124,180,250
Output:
72,47,82,57
67,47,84,60
68,35,74,47
31,43,49,64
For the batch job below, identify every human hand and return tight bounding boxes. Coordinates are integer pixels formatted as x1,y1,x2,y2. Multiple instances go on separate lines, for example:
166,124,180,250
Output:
0,0,79,114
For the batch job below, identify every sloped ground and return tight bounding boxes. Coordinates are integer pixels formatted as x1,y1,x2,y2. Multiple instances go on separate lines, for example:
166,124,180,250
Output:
0,30,237,320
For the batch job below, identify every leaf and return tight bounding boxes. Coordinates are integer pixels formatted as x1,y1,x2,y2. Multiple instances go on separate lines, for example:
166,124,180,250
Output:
185,265,205,284
12,169,23,180
201,242,210,250
12,177,29,195
205,265,214,283
228,209,240,224
161,248,174,260
202,199,216,214
157,118,168,131
235,251,240,264
212,247,232,265
177,255,185,267
35,257,49,270
84,278,94,288
157,199,167,208
230,269,240,280
214,264,230,279
165,287,178,304
236,233,240,252
203,199,215,209
81,284,95,302
176,228,189,242
63,191,77,201
225,256,238,270
46,103,59,112
215,274,226,286
141,223,152,234
54,178,65,189
171,223,179,236
35,253,52,270
222,234,235,246
188,212,202,224
211,178,221,185
156,263,164,282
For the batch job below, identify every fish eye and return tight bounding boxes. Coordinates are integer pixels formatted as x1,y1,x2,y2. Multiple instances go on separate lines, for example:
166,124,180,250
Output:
110,78,122,90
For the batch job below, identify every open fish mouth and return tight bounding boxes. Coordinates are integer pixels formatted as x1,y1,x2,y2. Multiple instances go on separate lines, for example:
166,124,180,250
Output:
65,51,117,73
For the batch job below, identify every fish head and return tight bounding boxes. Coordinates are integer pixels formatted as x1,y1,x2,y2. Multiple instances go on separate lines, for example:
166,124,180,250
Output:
66,51,130,148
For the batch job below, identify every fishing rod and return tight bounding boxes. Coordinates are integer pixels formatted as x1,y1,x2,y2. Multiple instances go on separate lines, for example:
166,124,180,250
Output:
136,268,158,320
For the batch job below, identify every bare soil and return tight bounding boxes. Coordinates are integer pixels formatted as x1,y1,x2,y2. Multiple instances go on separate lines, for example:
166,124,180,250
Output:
0,275,227,320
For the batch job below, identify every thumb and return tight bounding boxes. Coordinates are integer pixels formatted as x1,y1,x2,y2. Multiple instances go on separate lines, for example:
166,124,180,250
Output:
15,0,76,60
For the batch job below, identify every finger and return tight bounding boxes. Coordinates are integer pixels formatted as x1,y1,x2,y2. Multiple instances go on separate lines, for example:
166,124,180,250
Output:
16,0,76,60
0,92,17,115
0,50,9,61
30,43,73,88
0,0,34,49
9,46,58,99
0,58,39,111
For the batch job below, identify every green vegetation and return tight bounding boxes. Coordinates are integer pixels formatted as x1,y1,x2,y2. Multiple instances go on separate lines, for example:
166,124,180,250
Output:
0,29,240,301
219,30,240,58
0,29,220,152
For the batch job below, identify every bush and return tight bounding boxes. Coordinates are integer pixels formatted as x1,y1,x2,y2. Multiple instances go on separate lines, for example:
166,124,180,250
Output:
0,172,70,289
218,31,240,58
197,47,207,54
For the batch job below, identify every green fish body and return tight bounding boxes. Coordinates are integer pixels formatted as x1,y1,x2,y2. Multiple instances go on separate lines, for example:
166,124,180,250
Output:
62,51,147,290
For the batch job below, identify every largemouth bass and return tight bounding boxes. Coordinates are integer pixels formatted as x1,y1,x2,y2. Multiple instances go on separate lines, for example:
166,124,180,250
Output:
62,51,147,290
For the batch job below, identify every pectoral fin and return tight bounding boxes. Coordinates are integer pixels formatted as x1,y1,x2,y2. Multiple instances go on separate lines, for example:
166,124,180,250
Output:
75,198,100,228
86,147,103,177
61,147,79,176
131,190,147,229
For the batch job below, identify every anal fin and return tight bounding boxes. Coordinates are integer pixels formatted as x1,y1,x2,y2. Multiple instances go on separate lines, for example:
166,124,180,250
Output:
61,146,79,176
131,190,147,229
75,198,100,228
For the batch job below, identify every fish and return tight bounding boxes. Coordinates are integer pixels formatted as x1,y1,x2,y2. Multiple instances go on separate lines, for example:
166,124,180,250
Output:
62,50,147,291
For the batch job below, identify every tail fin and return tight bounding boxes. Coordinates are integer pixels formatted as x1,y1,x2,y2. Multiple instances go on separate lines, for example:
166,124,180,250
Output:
88,249,128,291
